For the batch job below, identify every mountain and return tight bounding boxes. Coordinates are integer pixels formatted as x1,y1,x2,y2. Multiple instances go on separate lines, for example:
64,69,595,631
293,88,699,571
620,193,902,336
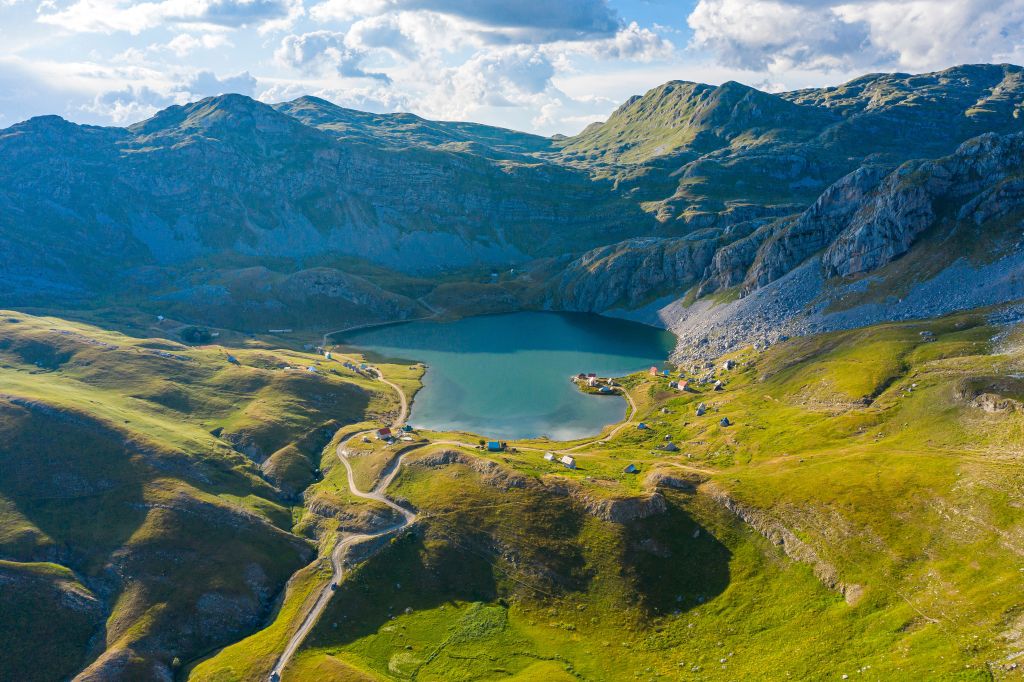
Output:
5,64,1024,682
0,64,1022,347
274,95,555,159
0,93,647,321
559,63,1024,224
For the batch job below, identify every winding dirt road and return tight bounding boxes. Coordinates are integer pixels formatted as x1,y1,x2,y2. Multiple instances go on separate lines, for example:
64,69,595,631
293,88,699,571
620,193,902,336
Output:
268,432,418,681
269,336,642,679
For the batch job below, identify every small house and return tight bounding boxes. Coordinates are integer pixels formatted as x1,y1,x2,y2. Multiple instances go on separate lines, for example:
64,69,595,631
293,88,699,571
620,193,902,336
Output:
720,417,731,427
649,366,658,376
669,381,678,389
587,376,599,387
376,427,393,440
714,380,724,391
722,359,736,371
402,425,414,432
623,464,639,474
664,442,680,452
324,351,332,360
559,455,576,469
696,403,707,416
662,370,671,377
637,422,648,430
598,386,612,394
678,380,689,391
544,452,555,462
487,441,505,452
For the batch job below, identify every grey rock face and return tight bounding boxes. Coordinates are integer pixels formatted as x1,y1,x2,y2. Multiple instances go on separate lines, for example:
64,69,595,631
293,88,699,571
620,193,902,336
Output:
744,164,891,291
822,133,1024,278
552,237,718,312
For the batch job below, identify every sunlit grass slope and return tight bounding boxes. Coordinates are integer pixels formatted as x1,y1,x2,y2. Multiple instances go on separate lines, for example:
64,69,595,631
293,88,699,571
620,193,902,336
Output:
287,309,1024,681
0,311,395,680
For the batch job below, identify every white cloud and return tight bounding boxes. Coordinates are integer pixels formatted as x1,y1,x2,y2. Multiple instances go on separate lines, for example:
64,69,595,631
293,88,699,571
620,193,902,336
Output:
37,0,302,34
687,0,1024,73
165,32,232,56
687,0,871,71
310,0,621,42
342,12,458,59
259,78,411,112
185,69,257,96
555,21,674,62
275,31,391,80
834,0,1024,71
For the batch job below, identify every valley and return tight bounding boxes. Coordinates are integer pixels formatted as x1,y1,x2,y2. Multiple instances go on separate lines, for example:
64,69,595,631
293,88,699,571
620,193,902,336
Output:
1,61,1024,681
4,302,1024,680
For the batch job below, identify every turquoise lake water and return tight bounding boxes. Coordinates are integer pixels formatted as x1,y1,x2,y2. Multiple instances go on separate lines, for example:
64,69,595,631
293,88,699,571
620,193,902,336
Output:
341,312,676,441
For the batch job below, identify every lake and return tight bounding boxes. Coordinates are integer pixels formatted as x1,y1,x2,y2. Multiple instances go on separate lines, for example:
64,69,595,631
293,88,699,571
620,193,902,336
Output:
340,312,676,441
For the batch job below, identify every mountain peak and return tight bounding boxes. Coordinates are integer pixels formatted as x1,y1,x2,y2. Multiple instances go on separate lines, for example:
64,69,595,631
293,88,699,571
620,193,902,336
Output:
129,93,309,144
559,78,825,164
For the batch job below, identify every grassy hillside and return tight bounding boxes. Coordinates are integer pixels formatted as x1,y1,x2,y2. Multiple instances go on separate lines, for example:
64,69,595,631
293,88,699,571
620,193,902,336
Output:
0,311,399,680
280,309,1024,681
4,306,1024,680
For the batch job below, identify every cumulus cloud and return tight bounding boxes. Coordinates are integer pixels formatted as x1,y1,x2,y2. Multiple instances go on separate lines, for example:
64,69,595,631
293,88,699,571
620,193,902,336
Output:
83,70,256,122
275,31,391,80
311,0,621,43
564,21,674,61
38,0,302,34
343,12,448,59
835,0,1024,70
687,0,1024,72
687,0,870,71
184,69,257,96
84,84,171,123
445,46,555,108
164,32,232,56
259,79,412,113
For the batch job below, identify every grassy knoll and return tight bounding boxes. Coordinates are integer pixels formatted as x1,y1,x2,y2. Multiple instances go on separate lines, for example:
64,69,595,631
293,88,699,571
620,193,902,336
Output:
282,309,1024,680
0,560,103,681
0,311,398,680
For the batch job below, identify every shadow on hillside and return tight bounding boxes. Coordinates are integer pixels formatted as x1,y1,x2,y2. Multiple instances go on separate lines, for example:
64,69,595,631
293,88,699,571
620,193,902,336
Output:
625,496,732,615
305,490,731,652
306,529,500,647
0,398,149,573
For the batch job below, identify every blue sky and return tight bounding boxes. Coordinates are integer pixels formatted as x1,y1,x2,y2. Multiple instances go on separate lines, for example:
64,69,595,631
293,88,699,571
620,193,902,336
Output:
1,0,1022,134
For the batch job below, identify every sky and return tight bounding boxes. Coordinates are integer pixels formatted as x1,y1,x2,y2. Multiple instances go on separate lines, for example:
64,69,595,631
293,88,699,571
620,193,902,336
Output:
1,0,1022,135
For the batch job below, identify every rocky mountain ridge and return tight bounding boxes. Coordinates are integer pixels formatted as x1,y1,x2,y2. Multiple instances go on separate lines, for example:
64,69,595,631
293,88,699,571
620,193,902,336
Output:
1,64,1023,350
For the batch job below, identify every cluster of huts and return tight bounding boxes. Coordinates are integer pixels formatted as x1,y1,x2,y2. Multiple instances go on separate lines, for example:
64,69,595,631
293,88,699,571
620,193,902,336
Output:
543,452,577,469
375,425,415,444
341,360,373,376
636,358,741,452
572,373,618,394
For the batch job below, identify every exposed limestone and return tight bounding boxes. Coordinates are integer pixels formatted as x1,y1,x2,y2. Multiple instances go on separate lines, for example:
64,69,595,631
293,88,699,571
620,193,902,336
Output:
703,483,864,605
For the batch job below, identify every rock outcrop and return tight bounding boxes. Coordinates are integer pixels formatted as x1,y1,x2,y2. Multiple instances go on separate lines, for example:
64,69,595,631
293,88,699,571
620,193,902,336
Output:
704,483,864,605
742,164,891,291
551,237,718,312
822,133,1024,277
